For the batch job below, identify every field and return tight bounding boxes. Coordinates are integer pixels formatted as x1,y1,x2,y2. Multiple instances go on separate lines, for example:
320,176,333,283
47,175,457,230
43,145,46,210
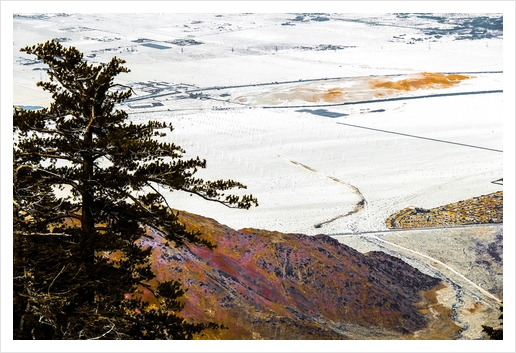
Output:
13,13,504,235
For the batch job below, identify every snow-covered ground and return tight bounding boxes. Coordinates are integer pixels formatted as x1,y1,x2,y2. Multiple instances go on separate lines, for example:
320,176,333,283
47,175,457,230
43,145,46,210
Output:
11,13,506,235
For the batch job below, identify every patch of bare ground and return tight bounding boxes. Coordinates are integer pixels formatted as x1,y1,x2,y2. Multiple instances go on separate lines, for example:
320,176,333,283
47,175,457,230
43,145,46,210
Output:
412,284,462,339
386,191,503,229
413,283,500,340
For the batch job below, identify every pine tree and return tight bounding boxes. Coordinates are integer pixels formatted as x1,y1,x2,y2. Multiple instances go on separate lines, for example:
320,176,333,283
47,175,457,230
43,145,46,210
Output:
13,40,258,339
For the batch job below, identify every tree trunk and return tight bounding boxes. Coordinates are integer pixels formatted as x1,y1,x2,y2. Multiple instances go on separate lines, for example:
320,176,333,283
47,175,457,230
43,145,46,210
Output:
81,108,96,303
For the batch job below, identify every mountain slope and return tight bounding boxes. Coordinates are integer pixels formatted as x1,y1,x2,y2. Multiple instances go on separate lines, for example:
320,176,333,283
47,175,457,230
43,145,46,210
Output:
134,211,457,339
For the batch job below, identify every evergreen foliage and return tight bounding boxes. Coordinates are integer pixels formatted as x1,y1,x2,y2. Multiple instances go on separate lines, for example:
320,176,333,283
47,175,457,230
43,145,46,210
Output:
13,40,258,339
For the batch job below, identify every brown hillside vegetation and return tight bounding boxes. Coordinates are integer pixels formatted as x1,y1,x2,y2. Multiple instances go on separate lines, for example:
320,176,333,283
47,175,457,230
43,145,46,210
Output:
386,191,503,229
133,211,463,340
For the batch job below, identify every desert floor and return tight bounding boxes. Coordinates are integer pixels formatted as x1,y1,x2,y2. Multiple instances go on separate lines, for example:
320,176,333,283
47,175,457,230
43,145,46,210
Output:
13,13,504,235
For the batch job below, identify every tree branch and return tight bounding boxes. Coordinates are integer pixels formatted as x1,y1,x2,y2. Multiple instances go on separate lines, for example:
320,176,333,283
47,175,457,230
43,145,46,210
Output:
47,70,83,97
14,232,73,237
27,126,66,136
145,181,172,211
20,152,82,164
177,187,243,209
47,265,67,296
110,83,136,95
14,164,33,180
33,168,81,191
37,211,82,224
86,107,95,133
88,321,116,340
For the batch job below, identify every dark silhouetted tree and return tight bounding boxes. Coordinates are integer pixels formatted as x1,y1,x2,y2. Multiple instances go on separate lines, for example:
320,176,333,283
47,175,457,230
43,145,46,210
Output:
13,40,258,339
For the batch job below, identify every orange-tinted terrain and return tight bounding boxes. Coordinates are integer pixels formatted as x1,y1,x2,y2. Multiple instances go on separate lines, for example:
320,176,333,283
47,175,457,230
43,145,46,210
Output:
236,72,473,105
371,72,471,92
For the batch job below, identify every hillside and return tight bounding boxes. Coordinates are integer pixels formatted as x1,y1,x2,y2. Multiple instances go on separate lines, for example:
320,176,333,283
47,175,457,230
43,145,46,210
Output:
135,211,461,340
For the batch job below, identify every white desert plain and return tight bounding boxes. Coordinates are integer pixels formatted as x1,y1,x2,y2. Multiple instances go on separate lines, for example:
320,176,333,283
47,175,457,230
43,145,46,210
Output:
11,12,505,235
3,3,516,351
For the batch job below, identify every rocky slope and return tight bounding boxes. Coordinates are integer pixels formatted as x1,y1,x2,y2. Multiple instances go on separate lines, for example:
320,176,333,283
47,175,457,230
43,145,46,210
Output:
136,211,456,339
386,191,503,229
336,191,504,339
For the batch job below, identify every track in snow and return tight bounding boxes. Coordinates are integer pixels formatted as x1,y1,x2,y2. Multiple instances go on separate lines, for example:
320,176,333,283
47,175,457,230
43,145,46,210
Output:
277,155,367,229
